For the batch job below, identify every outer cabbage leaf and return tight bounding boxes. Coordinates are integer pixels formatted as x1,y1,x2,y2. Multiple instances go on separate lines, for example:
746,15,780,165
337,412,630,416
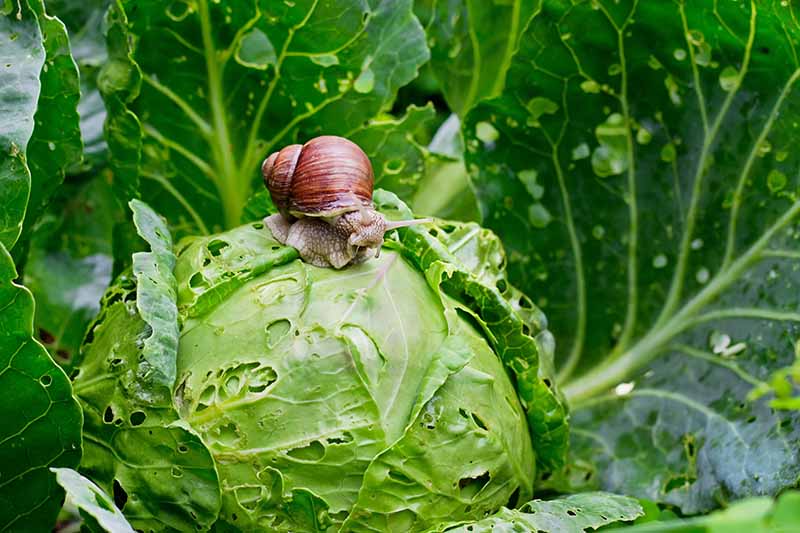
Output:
74,202,220,531
17,0,83,246
51,468,135,533
375,190,568,470
47,0,110,171
465,0,800,512
101,0,429,234
0,243,82,532
414,0,538,116
0,1,43,249
425,491,643,533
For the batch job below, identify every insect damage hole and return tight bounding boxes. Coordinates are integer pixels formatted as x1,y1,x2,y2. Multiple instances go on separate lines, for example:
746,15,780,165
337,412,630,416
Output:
458,471,491,499
113,479,128,510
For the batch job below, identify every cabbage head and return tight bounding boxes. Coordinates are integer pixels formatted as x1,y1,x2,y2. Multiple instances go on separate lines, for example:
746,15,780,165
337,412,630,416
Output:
72,195,567,532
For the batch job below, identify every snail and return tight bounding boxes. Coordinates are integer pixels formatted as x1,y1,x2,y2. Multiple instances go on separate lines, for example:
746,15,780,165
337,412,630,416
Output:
262,136,430,269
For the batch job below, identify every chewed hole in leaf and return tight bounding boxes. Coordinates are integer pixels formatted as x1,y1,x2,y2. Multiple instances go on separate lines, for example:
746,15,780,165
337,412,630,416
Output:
507,487,521,508
177,444,189,453
388,470,415,485
189,272,208,289
129,411,146,426
266,319,291,347
103,405,115,424
326,431,353,445
38,328,55,344
249,366,278,394
287,440,325,461
39,374,52,387
207,239,229,257
459,472,491,499
112,479,128,510
171,466,183,478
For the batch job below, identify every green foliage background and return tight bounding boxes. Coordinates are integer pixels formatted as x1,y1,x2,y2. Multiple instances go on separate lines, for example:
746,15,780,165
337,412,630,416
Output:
1,0,799,531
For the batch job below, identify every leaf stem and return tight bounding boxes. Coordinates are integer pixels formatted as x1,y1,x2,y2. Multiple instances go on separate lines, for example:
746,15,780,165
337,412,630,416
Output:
198,0,242,228
564,200,800,406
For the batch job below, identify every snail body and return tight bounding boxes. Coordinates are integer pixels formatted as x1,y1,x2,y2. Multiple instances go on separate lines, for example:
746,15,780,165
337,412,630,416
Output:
262,136,428,268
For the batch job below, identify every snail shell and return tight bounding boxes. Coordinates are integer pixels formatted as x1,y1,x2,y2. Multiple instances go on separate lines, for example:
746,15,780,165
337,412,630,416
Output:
262,136,374,220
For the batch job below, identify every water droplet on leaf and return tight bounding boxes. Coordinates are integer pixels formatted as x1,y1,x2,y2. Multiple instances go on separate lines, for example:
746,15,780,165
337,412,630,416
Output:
719,66,739,91
673,48,687,61
354,68,375,93
572,143,590,160
475,121,499,144
591,113,629,177
652,254,668,268
696,267,710,284
528,203,552,228
768,169,787,193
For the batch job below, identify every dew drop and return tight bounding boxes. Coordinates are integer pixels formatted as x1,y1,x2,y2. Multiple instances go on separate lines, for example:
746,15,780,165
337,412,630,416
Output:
673,48,687,61
636,127,652,145
652,254,668,268
592,225,605,239
353,68,375,93
475,121,499,144
580,80,601,94
696,267,710,284
572,143,590,160
591,113,629,177
719,66,739,91
710,331,731,354
691,238,704,250
47,142,55,151
528,203,552,228
661,143,677,163
767,169,787,193
757,140,772,157
615,382,635,396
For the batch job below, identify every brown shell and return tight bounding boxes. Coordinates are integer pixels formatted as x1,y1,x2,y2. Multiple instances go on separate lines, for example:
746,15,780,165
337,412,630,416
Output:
262,136,374,219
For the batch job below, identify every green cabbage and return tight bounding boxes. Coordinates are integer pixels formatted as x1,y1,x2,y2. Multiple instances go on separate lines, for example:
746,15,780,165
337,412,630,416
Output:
73,195,566,532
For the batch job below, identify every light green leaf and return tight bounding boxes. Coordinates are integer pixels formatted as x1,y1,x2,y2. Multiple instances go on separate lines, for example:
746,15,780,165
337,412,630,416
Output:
375,190,568,470
0,1,44,249
51,468,135,533
465,0,800,513
0,242,82,532
415,0,538,115
605,491,800,532
129,199,178,388
426,492,643,532
102,0,429,235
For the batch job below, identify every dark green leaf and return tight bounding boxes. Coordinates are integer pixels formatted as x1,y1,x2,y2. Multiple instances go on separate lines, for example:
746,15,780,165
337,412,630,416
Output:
415,0,537,115
465,0,800,512
19,0,83,244
51,468,135,533
0,242,82,532
24,176,117,370
350,103,435,200
0,2,44,249
102,0,429,235
426,491,643,533
47,0,111,172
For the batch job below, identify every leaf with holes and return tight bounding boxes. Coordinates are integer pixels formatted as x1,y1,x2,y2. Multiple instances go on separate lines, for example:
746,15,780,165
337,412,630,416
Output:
0,242,82,531
100,0,429,236
73,203,220,531
51,468,136,533
465,0,800,513
425,491,643,533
